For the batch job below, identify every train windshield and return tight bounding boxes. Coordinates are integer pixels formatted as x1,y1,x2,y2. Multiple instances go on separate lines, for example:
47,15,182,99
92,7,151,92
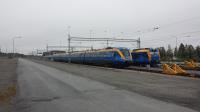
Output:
149,48,159,54
120,49,130,58
149,48,158,52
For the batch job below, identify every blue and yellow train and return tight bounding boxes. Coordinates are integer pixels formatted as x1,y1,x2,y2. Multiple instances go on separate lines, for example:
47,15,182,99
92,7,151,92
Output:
131,48,160,66
46,47,160,67
46,47,132,68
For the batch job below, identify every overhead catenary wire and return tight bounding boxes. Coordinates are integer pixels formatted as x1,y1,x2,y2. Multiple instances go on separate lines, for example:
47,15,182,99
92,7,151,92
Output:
143,30,200,42
140,16,200,44
68,35,141,51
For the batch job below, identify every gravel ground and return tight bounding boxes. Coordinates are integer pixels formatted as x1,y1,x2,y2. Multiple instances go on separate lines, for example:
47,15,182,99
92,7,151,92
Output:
0,57,18,112
30,59,200,111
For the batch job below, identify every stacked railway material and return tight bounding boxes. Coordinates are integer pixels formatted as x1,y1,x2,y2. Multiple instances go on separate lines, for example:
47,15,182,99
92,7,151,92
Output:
127,65,200,78
161,60,200,71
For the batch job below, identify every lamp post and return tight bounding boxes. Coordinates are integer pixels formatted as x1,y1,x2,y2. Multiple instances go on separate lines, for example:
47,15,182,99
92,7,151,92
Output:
68,26,71,63
104,30,109,47
12,36,21,57
46,40,49,52
89,30,93,40
171,35,178,48
137,31,141,48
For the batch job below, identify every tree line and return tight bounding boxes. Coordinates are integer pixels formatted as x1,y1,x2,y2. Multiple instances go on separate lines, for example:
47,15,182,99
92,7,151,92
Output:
159,43,200,62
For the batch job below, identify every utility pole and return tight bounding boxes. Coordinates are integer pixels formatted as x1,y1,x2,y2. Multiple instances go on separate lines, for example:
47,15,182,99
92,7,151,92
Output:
68,34,71,53
90,30,93,48
12,38,14,54
12,36,21,57
46,40,49,52
106,40,109,47
137,37,141,48
175,36,178,58
175,37,177,49
91,45,93,50
89,30,92,40
36,49,38,55
171,35,178,58
68,26,71,63
104,30,108,47
59,40,62,49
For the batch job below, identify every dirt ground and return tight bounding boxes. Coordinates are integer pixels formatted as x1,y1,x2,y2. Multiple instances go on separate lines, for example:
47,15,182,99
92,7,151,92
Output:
0,57,17,112
31,59,200,111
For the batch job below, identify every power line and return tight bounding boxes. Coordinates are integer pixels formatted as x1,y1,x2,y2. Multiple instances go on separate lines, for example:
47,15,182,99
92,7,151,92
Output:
144,30,200,42
68,36,141,50
159,16,200,29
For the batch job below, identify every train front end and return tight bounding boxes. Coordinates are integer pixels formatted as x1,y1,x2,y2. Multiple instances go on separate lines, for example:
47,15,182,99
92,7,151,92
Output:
113,47,132,67
131,49,151,66
149,48,160,65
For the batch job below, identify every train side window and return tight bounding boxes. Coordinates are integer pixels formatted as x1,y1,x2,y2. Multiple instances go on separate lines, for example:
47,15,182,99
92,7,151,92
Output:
114,52,120,58
144,53,148,57
133,53,139,58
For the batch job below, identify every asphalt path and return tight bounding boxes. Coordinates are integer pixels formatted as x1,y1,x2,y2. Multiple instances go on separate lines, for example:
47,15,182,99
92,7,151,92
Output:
15,59,197,112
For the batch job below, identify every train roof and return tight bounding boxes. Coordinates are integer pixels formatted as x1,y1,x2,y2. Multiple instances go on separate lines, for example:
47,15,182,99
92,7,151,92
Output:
132,49,150,53
69,47,130,54
132,48,157,52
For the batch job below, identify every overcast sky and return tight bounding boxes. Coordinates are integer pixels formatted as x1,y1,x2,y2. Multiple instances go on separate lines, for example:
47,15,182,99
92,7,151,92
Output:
0,0,200,54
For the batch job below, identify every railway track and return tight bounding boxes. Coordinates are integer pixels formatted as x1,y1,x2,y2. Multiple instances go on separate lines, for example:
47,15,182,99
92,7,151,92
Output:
125,66,200,78
32,57,200,78
181,66,200,71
